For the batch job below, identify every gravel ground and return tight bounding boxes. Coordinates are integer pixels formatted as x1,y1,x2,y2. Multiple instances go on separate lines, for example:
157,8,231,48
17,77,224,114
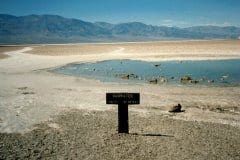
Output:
1,109,240,160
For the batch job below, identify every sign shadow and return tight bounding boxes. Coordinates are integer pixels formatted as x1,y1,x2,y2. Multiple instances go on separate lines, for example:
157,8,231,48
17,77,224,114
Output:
130,133,174,137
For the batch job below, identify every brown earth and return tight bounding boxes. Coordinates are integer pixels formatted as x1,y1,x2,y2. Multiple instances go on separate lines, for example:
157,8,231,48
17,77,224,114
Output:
1,109,240,160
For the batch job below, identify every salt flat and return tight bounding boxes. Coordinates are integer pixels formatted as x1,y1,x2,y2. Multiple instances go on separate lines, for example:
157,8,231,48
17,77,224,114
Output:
0,40,240,159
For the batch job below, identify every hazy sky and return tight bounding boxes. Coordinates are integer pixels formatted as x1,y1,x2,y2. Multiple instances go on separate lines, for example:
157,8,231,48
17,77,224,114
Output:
1,0,240,27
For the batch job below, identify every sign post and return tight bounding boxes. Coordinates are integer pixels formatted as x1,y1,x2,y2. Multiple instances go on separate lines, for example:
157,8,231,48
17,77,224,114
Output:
106,93,140,133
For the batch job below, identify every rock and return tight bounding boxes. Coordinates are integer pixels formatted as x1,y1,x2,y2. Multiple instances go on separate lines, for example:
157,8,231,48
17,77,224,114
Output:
120,73,138,79
189,80,199,84
148,79,158,84
129,73,138,79
153,64,161,67
181,76,192,81
216,107,224,112
169,104,182,112
159,77,168,83
121,74,130,79
180,76,199,84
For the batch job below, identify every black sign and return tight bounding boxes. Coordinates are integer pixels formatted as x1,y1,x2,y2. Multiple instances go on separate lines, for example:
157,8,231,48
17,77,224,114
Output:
106,93,140,105
106,92,140,134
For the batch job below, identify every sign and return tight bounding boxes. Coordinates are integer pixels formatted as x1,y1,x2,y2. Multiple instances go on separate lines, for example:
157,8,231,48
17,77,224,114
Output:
106,92,140,134
106,93,140,105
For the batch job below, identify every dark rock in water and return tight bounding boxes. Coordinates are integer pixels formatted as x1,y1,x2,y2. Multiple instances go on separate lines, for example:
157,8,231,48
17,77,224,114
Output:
119,73,138,80
153,64,161,67
170,76,175,79
180,76,192,83
180,76,199,84
148,79,158,84
129,73,138,79
189,80,199,84
181,76,192,81
169,104,182,112
121,74,130,79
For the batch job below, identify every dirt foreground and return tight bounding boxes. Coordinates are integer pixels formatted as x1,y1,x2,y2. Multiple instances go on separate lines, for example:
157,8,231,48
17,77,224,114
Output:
1,110,240,159
0,40,240,159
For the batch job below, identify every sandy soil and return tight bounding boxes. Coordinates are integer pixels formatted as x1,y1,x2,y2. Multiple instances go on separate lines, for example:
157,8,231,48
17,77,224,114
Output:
0,40,240,159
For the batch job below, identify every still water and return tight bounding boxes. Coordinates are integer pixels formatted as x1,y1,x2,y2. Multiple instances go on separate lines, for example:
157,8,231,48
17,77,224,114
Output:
52,59,240,86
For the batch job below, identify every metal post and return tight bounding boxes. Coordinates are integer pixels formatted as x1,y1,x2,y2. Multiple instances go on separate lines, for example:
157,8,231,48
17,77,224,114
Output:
118,104,129,133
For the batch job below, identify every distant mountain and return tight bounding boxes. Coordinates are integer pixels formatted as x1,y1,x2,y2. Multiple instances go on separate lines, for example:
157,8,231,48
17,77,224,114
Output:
0,14,240,44
94,22,114,30
0,14,112,44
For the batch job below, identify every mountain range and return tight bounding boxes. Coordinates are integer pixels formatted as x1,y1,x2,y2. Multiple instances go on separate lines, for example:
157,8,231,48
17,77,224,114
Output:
0,14,240,44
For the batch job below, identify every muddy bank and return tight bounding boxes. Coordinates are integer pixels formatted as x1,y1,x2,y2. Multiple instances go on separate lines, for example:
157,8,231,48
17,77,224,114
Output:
1,109,240,159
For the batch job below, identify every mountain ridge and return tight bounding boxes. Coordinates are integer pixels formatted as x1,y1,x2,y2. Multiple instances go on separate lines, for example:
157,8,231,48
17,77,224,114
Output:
0,14,240,44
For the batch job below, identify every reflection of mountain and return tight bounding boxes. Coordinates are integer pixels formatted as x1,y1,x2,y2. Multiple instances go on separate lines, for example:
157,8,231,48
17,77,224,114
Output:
1,14,240,44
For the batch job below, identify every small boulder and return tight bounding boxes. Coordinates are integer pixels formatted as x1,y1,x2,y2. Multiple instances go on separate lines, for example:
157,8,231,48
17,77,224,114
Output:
153,64,161,67
148,79,158,84
180,76,192,82
121,74,130,79
169,104,182,112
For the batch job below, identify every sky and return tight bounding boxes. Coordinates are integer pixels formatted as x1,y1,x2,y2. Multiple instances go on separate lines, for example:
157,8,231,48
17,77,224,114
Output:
1,0,240,27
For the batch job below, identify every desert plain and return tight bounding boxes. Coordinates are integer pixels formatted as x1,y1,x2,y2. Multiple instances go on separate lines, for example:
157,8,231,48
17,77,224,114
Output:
0,40,240,159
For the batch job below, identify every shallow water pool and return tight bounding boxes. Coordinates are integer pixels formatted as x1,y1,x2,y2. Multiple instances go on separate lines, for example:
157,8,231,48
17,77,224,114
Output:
52,59,240,86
